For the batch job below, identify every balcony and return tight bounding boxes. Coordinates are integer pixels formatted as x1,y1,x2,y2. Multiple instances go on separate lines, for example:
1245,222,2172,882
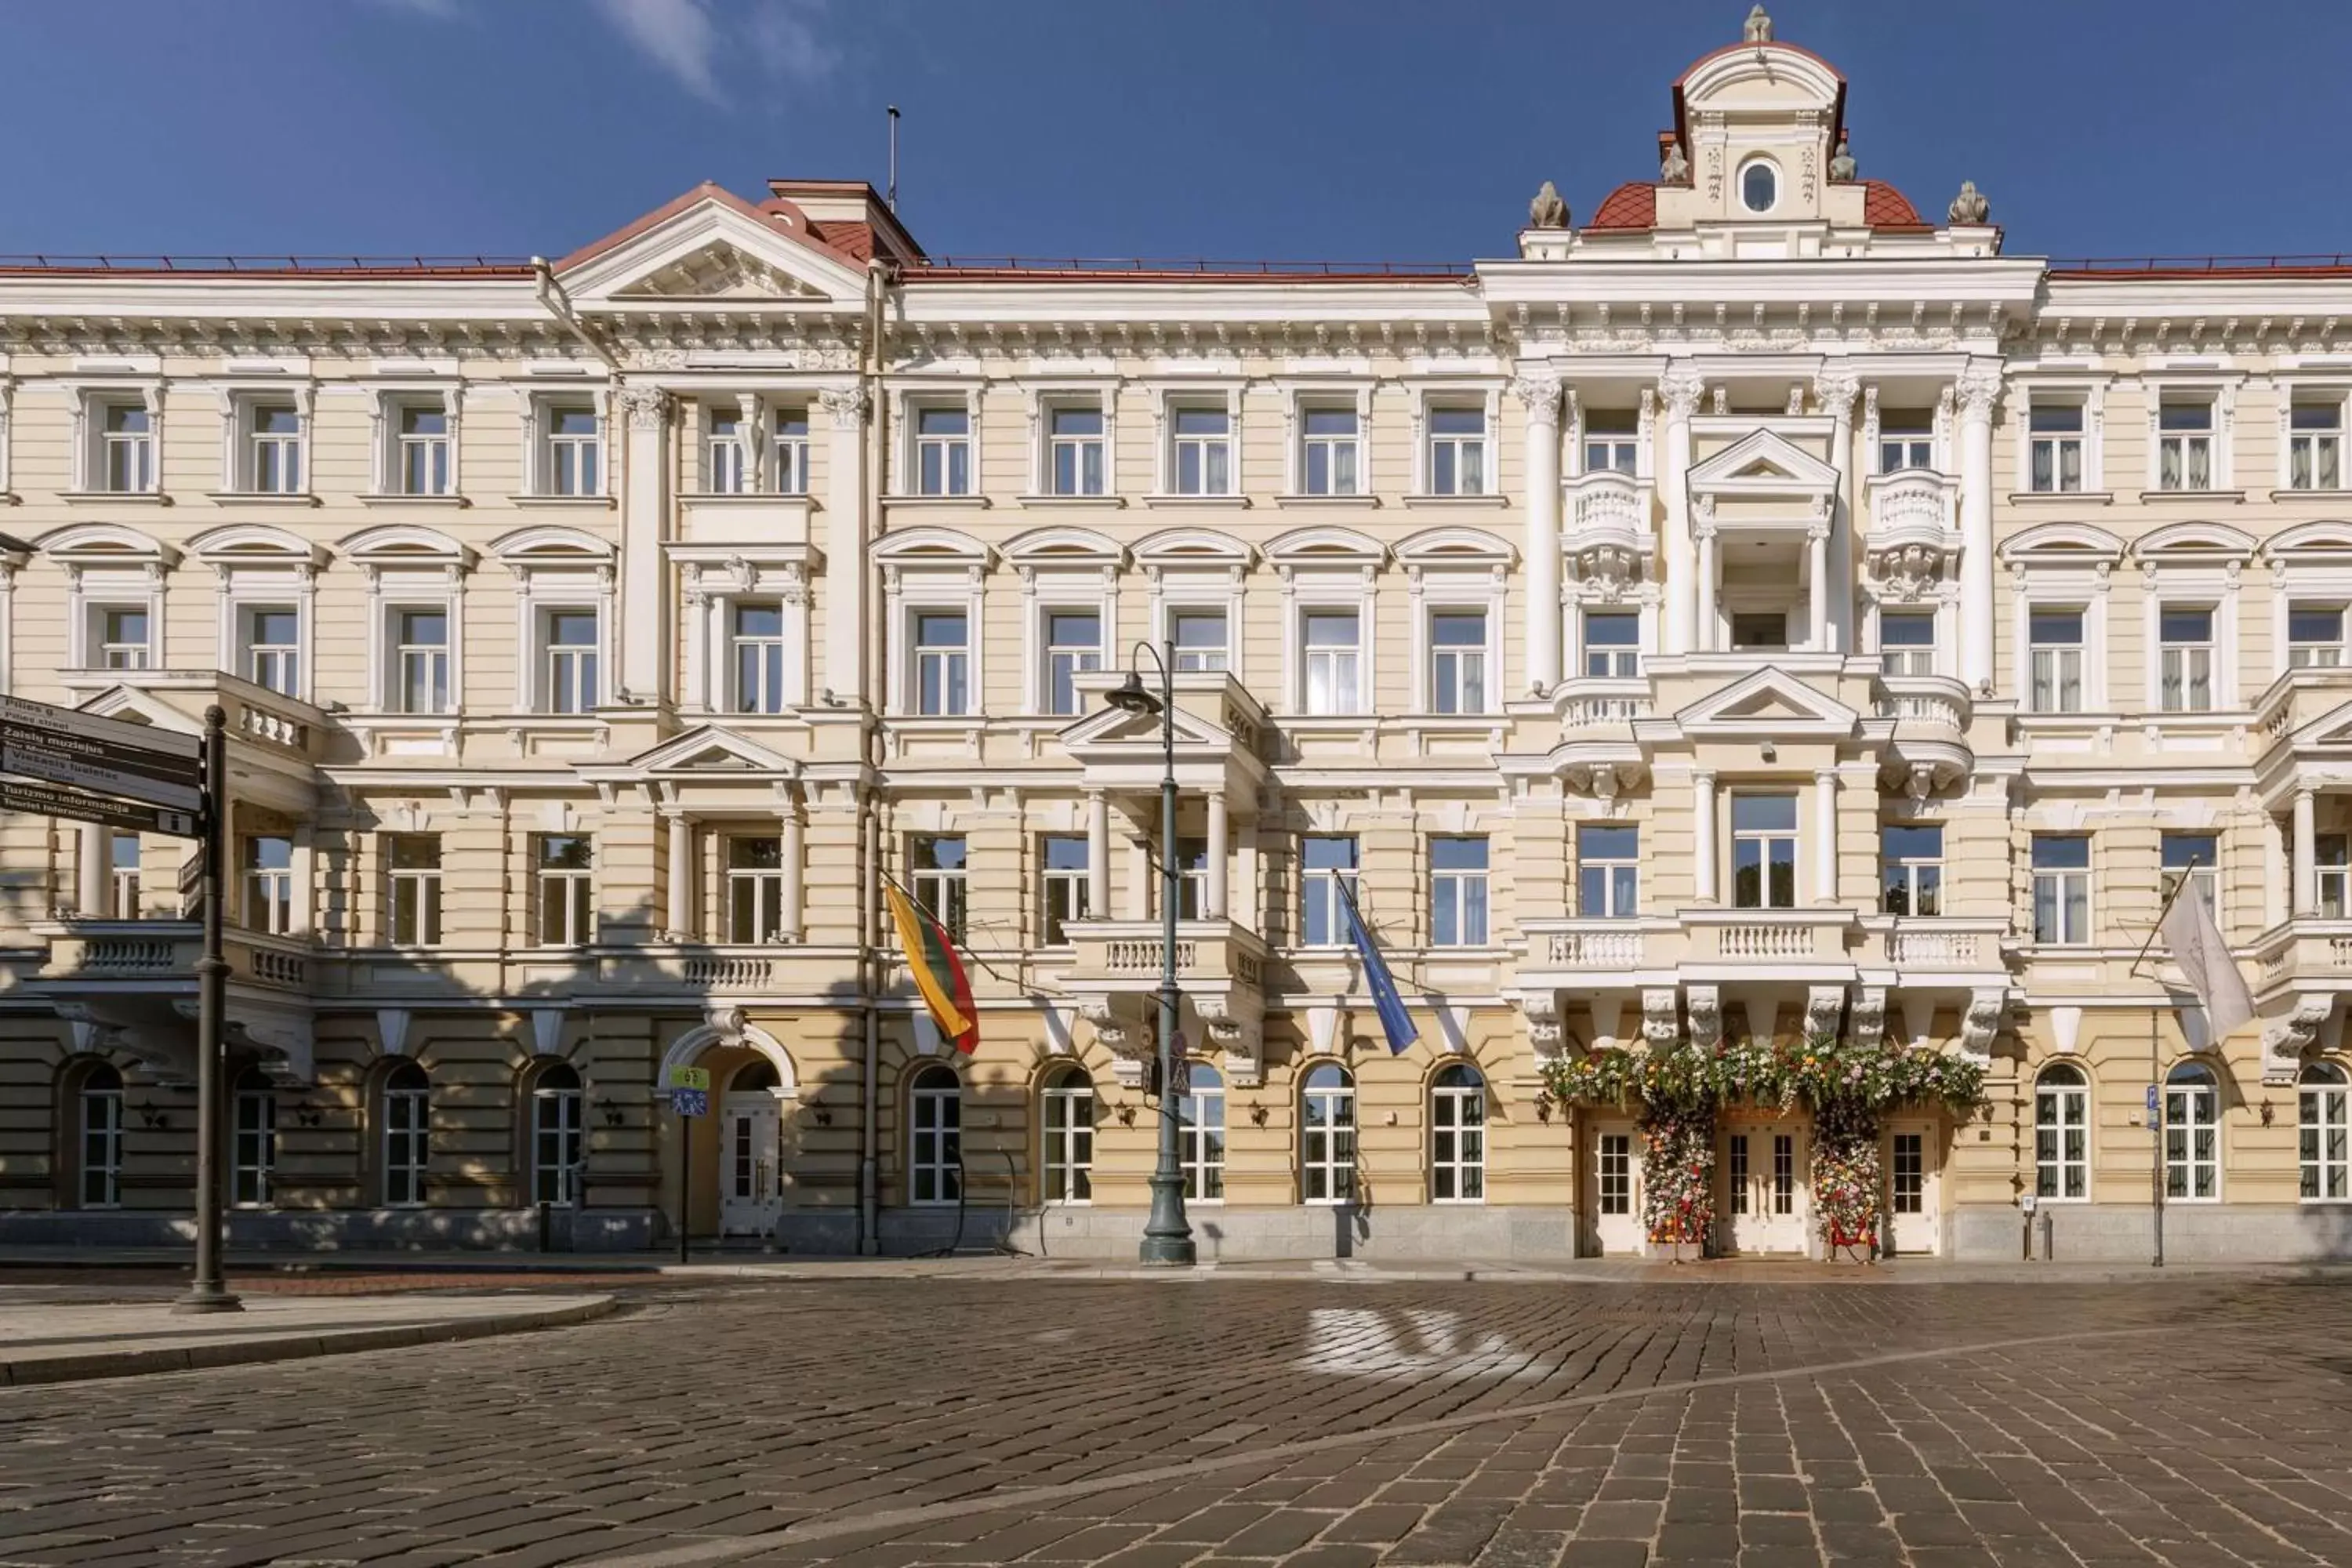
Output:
2256,665,2352,750
1515,917,1679,989
1062,918,1267,995
22,919,317,1081
579,943,862,1000
1873,674,1971,734
1566,470,1654,545
1554,677,1653,730
56,666,326,764
1680,908,1858,975
2250,920,2352,991
1863,466,1958,546
1858,916,2013,978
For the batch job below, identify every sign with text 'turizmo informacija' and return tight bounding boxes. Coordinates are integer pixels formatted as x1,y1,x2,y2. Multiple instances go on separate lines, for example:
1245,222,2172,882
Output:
0,695,202,814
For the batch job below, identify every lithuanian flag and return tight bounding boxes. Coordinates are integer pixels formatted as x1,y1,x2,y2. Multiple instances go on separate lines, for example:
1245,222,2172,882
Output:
884,880,978,1054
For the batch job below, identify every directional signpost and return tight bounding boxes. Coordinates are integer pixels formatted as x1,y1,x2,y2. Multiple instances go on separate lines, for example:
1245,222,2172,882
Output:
666,1066,711,1264
0,695,201,813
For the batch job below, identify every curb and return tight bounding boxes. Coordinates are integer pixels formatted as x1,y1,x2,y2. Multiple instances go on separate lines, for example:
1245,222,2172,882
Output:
0,1294,619,1388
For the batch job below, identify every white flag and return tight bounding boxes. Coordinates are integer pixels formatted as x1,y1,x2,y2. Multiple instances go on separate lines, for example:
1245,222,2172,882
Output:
2160,886,2255,1041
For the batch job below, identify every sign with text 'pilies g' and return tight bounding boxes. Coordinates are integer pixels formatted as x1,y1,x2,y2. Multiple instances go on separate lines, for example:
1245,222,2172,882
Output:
0,695,202,814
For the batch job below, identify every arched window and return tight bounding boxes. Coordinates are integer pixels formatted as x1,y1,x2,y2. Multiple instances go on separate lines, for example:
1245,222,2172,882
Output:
2301,1062,2350,1201
2034,1064,2089,1200
1740,158,1779,214
909,1064,962,1204
729,1058,779,1094
1301,1062,1356,1203
383,1062,430,1207
2164,1061,2220,1200
1431,1064,1486,1203
1178,1062,1225,1201
1040,1067,1094,1203
532,1062,584,1207
77,1063,123,1209
231,1065,277,1207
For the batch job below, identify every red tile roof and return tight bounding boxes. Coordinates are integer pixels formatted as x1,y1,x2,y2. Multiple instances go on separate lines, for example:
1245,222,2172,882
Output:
804,220,874,263
1859,180,1926,230
1585,183,1659,232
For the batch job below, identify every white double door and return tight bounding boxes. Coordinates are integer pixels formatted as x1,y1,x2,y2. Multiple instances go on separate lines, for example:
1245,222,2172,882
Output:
719,1093,782,1236
1722,1122,1809,1254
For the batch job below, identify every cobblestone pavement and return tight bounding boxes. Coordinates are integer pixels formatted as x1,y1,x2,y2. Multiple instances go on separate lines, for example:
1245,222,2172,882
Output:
2,1276,2350,1567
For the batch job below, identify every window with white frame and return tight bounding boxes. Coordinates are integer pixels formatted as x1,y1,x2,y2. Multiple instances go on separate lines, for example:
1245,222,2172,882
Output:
1584,409,1639,475
1171,405,1232,495
387,834,443,946
536,834,593,947
1170,608,1229,672
704,405,750,494
242,605,300,697
2157,398,2215,492
396,402,452,495
1302,608,1361,714
1047,403,1106,496
2035,1063,2089,1200
108,833,141,920
1430,1063,1486,1203
1301,1062,1356,1203
247,403,303,494
2161,831,2219,916
2290,398,2343,491
1171,837,1208,920
731,601,788,715
2289,603,2347,668
1731,795,1798,909
2300,1061,2350,1201
100,400,154,492
1043,610,1101,717
2027,402,2085,493
1300,834,1358,946
531,1062,584,1207
382,1061,430,1207
1301,405,1360,495
231,1065,276,1207
727,837,788,943
1878,408,1934,473
1578,824,1639,917
909,1062,963,1204
1177,1062,1225,1201
1879,611,1936,677
914,405,971,495
909,834,967,942
90,605,151,670
1040,834,1090,945
2031,834,2091,945
78,1064,123,1208
540,608,600,713
391,607,451,714
2164,1061,2220,1200
1429,836,1490,947
1583,610,1639,678
1881,825,1944,916
242,834,294,935
543,405,601,496
771,405,810,495
1040,1066,1094,1202
1425,405,1487,495
2027,607,2085,713
2157,604,2214,713
912,610,969,716
1428,609,1488,713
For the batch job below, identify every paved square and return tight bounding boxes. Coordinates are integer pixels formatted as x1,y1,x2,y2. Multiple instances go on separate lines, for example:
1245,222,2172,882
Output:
2,1274,2350,1566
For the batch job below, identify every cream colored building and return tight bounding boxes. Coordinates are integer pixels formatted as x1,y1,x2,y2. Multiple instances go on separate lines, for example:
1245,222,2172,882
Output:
2,16,2349,1261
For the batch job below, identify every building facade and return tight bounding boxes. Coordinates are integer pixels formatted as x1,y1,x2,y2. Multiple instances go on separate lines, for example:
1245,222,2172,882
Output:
3,14,2350,1261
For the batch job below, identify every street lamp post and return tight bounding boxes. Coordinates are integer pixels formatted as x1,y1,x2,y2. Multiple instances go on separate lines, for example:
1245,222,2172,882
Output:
1106,641,1195,1267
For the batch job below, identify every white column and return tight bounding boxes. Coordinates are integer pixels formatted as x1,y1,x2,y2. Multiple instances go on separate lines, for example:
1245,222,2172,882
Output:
1813,769,1838,905
1695,517,1719,652
1815,369,1860,654
2267,809,2290,929
616,384,672,704
1514,372,1564,695
819,387,869,704
76,822,107,918
2295,789,2318,917
1692,771,1718,905
290,826,315,938
782,810,805,941
1206,793,1229,921
1957,365,2000,691
1086,791,1110,918
666,814,693,941
1658,368,1705,654
1807,525,1830,650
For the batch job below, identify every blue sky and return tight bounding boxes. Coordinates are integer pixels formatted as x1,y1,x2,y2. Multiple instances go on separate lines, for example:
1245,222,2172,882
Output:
2,0,2347,267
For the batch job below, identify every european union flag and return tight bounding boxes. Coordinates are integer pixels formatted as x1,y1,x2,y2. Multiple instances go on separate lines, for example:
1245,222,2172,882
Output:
1338,876,1418,1054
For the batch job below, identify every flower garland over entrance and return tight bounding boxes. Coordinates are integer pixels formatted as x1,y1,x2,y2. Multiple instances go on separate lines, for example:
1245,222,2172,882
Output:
1541,1032,1987,1257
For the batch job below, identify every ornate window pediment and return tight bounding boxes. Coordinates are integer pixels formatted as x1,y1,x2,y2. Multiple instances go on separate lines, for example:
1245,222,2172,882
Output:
1686,429,1839,501
1673,666,1859,738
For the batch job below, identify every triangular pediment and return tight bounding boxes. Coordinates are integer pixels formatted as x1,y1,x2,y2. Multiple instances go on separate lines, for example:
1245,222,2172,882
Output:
556,185,867,308
614,725,802,778
74,687,203,738
615,238,829,302
1058,702,1232,753
2290,697,2352,750
1688,429,1839,495
1675,666,1859,736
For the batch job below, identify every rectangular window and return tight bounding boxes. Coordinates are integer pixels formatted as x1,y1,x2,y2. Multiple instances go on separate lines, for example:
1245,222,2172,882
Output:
233,1080,276,1207
1731,612,1789,652
2290,400,2343,492
727,837,788,943
1577,824,1639,918
1429,837,1490,947
97,607,151,671
1040,834,1090,946
1300,835,1358,947
909,835,967,943
2321,833,2352,920
1044,610,1102,717
546,406,600,496
2028,608,2085,713
2027,402,2084,493
536,834,593,947
1047,405,1106,495
397,405,450,495
249,404,302,494
2302,1073,2350,1202
1178,1071,1225,1202
1892,1132,1925,1214
915,406,971,496
1426,405,1486,495
2031,834,2092,945
1301,405,1359,495
394,608,450,714
2289,604,2346,670
705,408,749,494
1583,409,1638,475
242,834,294,935
913,611,969,716
1878,411,1934,474
1171,837,1209,921
1303,609,1360,715
383,1073,429,1207
1731,796,1798,909
387,835,443,946
731,601,787,715
543,609,600,714
2157,399,2214,492
2161,832,2219,917
102,401,153,492
1880,825,1944,917
109,832,141,920
1172,405,1231,495
245,606,300,698
1599,1133,1632,1215
1584,611,1639,679
1171,608,1229,673
2158,605,2214,713
1428,610,1487,714
1879,612,1936,677
771,407,810,495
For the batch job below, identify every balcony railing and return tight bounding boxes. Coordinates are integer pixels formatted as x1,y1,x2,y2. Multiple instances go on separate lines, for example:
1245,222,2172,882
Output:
2251,920,2352,985
55,667,322,759
1555,678,1653,728
1863,467,1957,543
1064,919,1268,993
1682,909,1857,967
1566,471,1653,543
1874,674,1973,733
2255,665,2352,746
34,920,312,990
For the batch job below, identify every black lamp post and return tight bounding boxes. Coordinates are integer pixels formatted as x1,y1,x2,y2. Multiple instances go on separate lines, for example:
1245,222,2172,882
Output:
1105,643,1195,1267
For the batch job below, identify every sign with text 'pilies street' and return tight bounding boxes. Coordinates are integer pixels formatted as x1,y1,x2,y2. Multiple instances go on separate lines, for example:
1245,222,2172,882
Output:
0,777,198,839
0,695,202,814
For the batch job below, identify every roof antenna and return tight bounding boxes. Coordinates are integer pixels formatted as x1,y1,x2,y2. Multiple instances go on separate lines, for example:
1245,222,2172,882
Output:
886,104,900,214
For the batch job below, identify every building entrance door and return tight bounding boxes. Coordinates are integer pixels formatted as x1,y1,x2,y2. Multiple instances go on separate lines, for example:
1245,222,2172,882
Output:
1722,1122,1808,1254
1884,1121,1940,1254
1588,1120,1643,1254
719,1093,782,1236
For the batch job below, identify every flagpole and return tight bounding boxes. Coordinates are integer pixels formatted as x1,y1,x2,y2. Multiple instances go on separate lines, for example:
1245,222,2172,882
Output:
2127,855,2205,1271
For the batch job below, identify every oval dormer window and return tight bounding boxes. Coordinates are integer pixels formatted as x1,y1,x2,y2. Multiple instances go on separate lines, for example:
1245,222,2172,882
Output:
1740,159,1779,214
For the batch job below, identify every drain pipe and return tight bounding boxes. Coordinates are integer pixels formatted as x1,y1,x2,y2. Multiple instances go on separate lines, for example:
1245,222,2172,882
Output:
532,257,621,373
856,254,891,1255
